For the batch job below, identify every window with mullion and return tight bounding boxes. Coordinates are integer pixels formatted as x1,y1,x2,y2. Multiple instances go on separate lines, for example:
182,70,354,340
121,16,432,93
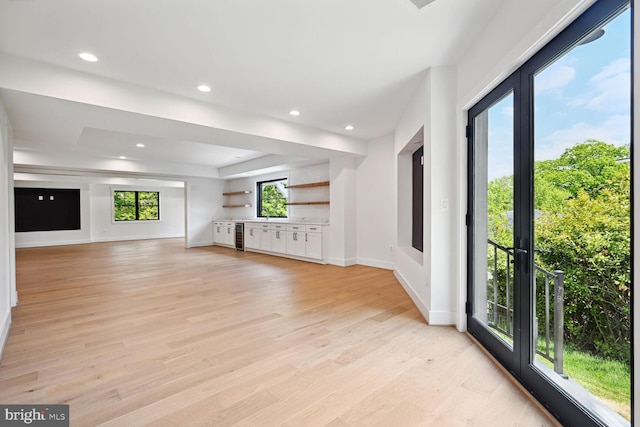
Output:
114,190,160,221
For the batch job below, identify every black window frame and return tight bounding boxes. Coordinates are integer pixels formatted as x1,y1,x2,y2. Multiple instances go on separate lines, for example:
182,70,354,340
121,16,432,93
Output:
466,0,632,425
256,178,288,219
113,190,160,222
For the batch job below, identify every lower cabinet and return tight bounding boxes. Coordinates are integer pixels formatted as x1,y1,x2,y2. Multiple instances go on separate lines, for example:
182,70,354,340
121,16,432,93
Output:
214,221,235,246
286,224,306,257
259,227,271,251
245,225,260,249
270,225,287,254
213,222,223,244
305,226,323,260
220,222,234,246
223,221,326,263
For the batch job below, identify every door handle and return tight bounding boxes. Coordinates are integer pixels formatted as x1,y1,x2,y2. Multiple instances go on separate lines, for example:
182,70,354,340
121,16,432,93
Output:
510,239,529,273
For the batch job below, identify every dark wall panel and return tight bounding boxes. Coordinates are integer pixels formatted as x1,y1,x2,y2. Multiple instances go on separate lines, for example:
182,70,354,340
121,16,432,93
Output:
15,188,81,232
411,146,423,252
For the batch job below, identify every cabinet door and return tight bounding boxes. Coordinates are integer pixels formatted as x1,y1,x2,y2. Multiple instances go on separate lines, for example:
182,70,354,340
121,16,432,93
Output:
213,223,223,244
224,224,235,245
305,232,322,260
286,231,306,256
245,227,260,249
259,228,271,251
271,229,286,254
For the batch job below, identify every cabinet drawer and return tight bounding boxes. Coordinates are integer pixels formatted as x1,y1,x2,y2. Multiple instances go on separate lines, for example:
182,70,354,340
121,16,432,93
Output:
305,225,322,233
287,224,304,231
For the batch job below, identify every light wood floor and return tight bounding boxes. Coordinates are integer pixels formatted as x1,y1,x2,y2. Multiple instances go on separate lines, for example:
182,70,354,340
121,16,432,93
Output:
0,239,558,426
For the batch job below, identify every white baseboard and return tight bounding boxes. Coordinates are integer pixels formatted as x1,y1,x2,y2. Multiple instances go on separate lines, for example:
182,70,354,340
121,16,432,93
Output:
244,248,327,265
356,257,394,270
92,234,183,243
328,257,357,267
393,268,456,325
0,309,11,363
393,268,430,323
15,238,91,248
427,310,457,325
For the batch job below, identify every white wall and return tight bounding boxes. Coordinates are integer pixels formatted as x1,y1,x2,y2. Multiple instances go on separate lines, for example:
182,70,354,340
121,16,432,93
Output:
0,100,14,359
185,177,224,247
427,66,457,325
356,135,395,270
14,180,92,247
220,163,330,223
394,70,431,321
91,184,185,243
14,177,186,247
457,0,595,109
329,157,357,266
393,67,458,325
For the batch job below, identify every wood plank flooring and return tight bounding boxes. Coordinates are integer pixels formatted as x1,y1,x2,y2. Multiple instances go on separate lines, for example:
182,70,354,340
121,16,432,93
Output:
0,239,559,426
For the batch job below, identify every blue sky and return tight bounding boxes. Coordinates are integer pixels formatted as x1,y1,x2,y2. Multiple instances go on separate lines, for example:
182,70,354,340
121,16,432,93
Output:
486,7,631,180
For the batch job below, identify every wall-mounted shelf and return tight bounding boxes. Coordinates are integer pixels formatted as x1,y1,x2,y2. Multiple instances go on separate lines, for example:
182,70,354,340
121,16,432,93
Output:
286,181,330,189
286,201,330,206
223,190,252,209
223,190,252,196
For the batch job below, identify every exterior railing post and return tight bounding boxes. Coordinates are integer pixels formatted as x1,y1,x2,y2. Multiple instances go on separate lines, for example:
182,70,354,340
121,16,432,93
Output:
554,270,565,376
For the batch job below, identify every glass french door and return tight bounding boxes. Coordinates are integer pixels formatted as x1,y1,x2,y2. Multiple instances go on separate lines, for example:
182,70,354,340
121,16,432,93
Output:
468,1,631,425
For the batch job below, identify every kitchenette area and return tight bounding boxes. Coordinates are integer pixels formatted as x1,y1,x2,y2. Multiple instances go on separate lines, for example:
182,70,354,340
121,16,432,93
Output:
213,219,329,264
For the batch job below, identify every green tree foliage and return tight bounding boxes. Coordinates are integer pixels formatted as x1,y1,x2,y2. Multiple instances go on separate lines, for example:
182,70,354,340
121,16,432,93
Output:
114,191,159,221
535,140,629,199
487,140,630,363
260,183,287,217
536,167,630,363
138,191,159,220
114,191,136,221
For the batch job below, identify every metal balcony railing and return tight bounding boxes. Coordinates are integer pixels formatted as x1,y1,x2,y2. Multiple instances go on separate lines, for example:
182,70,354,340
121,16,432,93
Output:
487,239,565,375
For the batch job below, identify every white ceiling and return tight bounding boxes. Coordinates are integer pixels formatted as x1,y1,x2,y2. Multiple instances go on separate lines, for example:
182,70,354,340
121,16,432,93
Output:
0,0,504,180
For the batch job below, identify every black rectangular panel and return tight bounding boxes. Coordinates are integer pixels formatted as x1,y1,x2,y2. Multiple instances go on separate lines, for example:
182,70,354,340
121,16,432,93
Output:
15,188,81,232
412,146,423,252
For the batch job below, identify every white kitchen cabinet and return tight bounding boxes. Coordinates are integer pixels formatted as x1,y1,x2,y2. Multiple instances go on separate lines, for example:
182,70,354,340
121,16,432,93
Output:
270,224,287,254
305,225,323,260
213,221,235,247
286,224,306,257
230,220,327,264
259,227,271,251
223,222,235,246
213,221,224,244
245,225,261,249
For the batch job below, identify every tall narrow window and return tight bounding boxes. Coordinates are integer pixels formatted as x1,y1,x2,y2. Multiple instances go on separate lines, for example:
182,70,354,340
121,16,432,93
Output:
114,191,160,221
257,179,288,218
412,146,424,252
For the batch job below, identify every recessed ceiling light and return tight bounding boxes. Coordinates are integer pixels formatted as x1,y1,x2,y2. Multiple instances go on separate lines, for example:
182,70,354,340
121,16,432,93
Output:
289,110,300,116
119,156,127,160
79,52,98,62
136,143,145,148
345,125,354,131
197,85,211,93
